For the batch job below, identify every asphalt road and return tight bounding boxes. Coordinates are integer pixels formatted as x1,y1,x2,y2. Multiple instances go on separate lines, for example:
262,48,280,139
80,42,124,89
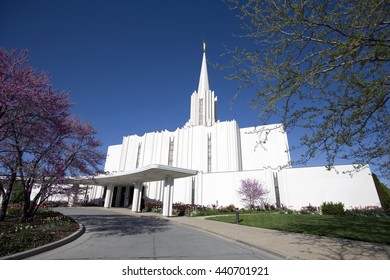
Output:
27,207,280,260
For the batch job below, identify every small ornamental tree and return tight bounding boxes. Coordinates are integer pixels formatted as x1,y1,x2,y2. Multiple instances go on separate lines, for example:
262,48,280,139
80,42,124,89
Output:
0,48,105,222
237,178,269,210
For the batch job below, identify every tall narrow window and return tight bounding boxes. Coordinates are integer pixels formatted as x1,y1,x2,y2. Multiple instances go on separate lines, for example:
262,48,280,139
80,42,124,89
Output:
273,172,281,208
207,133,212,172
199,99,203,125
168,137,174,166
136,143,142,168
191,178,195,205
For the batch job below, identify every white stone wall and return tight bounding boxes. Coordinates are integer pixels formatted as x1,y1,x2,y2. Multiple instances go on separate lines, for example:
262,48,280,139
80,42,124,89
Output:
278,165,381,209
105,120,245,174
85,164,380,211
143,164,381,211
87,185,106,205
99,124,380,212
196,169,277,208
104,144,122,172
240,124,291,170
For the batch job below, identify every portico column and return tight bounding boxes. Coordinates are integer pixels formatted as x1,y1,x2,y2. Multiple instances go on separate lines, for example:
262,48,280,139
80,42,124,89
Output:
162,176,174,217
131,181,143,212
104,185,114,208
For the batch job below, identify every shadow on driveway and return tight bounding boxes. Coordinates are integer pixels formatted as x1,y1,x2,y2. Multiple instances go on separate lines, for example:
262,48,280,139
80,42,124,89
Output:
72,214,171,237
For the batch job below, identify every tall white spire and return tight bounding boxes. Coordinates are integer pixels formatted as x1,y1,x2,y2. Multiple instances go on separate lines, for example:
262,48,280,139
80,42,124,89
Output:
197,41,209,95
188,42,218,127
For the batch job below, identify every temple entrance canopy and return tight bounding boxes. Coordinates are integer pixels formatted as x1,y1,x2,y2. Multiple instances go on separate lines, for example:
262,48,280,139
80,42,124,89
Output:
92,164,197,217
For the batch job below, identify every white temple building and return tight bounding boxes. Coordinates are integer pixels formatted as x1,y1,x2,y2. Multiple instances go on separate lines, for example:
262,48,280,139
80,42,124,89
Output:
86,43,381,216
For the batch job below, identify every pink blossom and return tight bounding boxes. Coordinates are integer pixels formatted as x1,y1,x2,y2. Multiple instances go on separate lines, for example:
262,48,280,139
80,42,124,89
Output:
237,178,269,209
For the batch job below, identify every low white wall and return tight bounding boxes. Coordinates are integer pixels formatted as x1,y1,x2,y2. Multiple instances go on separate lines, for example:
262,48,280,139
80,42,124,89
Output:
191,165,380,210
198,169,277,208
278,165,381,209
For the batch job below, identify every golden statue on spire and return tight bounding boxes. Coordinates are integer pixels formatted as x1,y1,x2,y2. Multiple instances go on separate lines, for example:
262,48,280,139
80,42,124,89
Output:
203,41,206,53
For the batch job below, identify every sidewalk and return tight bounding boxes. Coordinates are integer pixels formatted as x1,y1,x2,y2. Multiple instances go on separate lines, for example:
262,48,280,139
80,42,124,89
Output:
107,208,390,260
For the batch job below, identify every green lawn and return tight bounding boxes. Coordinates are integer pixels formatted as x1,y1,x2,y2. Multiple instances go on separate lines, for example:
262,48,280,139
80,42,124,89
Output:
207,213,390,244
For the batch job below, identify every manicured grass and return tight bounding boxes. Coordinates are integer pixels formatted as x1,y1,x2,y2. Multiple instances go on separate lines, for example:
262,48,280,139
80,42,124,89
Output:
0,210,79,258
207,213,390,244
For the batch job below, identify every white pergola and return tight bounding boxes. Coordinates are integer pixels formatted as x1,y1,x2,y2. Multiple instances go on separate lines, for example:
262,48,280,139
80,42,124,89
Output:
91,164,197,217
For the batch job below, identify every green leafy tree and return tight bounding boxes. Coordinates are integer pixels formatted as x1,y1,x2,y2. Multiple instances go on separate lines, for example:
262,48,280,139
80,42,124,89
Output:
225,0,389,178
372,173,390,212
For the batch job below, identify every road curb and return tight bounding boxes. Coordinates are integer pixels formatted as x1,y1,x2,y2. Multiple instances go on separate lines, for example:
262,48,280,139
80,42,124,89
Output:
1,222,85,260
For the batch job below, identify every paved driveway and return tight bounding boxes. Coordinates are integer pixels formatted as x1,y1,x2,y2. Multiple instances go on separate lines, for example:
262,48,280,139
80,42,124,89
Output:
28,207,280,260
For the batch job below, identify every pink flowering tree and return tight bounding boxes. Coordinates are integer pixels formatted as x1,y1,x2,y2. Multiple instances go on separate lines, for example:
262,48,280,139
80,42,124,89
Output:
237,178,269,210
0,48,105,221
19,118,105,220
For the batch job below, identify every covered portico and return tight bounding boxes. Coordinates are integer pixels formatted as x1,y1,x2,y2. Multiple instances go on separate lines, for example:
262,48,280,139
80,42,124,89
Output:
92,164,197,217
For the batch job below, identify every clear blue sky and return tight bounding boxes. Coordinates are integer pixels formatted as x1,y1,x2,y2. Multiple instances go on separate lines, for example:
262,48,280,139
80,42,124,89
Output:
0,0,365,172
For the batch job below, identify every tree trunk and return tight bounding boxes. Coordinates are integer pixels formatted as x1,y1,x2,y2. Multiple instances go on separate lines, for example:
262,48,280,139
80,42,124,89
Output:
0,173,17,222
21,189,32,222
29,190,42,218
0,193,10,222
21,186,44,221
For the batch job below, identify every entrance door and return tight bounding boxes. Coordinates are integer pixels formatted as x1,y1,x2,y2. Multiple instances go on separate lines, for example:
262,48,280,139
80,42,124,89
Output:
128,186,134,208
119,187,126,207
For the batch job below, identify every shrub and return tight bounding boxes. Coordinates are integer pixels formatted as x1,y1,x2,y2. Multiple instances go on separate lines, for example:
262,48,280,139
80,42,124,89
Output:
222,204,236,213
321,202,345,215
300,204,320,215
372,173,390,213
144,202,163,213
9,184,24,204
345,206,388,217
6,204,23,217
172,202,188,216
263,203,276,211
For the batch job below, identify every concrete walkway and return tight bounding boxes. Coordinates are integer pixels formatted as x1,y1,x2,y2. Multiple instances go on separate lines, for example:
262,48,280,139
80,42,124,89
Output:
23,207,278,260
4,207,390,260
107,208,390,260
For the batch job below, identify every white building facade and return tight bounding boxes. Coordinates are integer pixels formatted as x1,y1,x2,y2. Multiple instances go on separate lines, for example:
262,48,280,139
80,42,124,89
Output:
87,44,381,212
